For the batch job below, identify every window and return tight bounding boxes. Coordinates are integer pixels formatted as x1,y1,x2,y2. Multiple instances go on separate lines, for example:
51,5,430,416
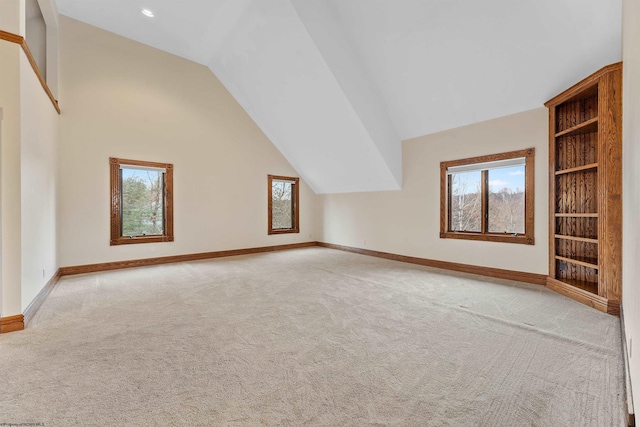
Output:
110,157,174,245
440,148,534,245
268,175,299,234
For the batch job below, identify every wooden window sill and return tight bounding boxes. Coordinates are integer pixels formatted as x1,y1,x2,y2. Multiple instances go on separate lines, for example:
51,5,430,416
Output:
268,228,300,235
111,236,174,246
440,231,534,245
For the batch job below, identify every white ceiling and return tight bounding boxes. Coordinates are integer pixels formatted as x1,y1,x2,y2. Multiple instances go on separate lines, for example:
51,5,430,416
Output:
328,0,622,140
55,0,622,193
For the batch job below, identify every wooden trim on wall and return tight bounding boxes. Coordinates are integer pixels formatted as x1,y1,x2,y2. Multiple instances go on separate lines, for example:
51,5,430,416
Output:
59,240,546,287
524,148,535,244
317,242,547,286
23,269,62,327
548,106,557,280
597,68,623,301
0,314,25,333
440,162,452,236
0,29,60,114
110,157,174,246
439,232,533,245
60,242,317,276
0,29,23,44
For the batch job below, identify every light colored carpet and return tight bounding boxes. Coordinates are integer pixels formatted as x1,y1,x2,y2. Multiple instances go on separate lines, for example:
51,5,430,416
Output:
0,247,626,426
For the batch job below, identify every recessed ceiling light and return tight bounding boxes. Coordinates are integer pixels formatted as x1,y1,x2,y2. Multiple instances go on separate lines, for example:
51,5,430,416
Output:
141,9,154,18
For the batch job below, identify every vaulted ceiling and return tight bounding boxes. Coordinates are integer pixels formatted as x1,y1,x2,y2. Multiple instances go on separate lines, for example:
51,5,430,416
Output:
55,0,622,193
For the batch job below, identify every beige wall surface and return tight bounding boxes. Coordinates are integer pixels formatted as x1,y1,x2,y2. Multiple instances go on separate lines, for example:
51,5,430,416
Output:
20,50,59,312
622,0,640,414
58,17,316,267
0,0,58,316
0,41,24,317
0,0,25,36
318,108,548,274
26,0,47,81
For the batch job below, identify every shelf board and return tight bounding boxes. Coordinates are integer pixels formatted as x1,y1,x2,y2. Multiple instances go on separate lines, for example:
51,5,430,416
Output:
555,117,598,138
555,234,598,244
555,163,598,175
555,213,598,218
556,255,598,269
555,278,599,295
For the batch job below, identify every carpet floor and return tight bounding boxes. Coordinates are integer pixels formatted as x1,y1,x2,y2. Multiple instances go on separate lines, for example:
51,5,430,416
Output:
0,247,627,426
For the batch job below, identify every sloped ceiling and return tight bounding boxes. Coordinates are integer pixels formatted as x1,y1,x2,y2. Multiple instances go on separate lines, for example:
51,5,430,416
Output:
55,0,622,193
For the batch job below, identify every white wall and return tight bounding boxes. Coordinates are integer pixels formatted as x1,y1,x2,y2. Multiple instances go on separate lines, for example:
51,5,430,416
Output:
58,16,317,267
208,0,401,194
26,0,46,80
37,0,60,99
0,0,58,317
318,108,548,274
0,0,25,36
0,1,25,318
0,42,24,317
622,0,640,413
20,50,58,311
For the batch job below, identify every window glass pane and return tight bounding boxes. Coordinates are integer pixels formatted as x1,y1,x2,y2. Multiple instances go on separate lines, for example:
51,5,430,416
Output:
272,180,293,230
488,165,525,234
121,168,164,236
449,171,482,232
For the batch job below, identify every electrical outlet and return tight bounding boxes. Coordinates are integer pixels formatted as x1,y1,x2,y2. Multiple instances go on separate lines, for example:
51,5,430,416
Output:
42,269,45,278
362,239,367,245
308,233,312,239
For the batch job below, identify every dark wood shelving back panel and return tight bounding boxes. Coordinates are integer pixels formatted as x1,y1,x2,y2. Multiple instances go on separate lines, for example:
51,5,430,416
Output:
555,169,598,214
555,216,598,240
555,94,598,133
556,239,598,263
555,134,598,170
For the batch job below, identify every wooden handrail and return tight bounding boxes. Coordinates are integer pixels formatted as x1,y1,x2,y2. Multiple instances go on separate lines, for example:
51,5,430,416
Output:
0,29,60,114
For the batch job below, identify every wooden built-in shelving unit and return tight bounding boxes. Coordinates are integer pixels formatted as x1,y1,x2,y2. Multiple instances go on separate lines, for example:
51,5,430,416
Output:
545,62,622,315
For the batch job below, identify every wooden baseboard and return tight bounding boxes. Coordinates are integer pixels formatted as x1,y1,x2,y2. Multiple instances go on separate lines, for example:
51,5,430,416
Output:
609,300,622,317
60,242,318,276
23,269,62,327
60,241,546,286
545,277,620,315
316,242,547,286
0,314,24,333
